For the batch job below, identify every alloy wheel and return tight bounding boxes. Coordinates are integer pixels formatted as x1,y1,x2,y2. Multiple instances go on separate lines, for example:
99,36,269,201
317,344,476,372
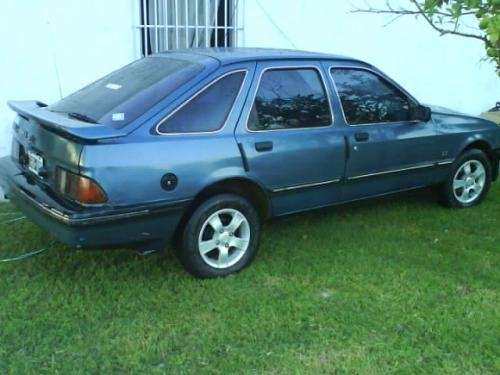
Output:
453,160,486,204
198,208,251,269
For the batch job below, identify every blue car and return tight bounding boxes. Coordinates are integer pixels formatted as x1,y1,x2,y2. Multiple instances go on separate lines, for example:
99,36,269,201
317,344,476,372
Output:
1,48,499,278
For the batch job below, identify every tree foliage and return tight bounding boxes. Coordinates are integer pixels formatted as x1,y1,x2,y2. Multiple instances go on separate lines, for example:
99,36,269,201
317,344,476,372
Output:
352,0,500,73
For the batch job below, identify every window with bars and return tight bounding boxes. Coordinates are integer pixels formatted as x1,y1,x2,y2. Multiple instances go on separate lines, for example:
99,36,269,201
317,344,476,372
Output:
139,0,242,56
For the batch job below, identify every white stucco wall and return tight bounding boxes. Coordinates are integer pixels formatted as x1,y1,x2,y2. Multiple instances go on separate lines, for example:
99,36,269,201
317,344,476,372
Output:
242,0,499,115
0,0,140,199
0,0,140,155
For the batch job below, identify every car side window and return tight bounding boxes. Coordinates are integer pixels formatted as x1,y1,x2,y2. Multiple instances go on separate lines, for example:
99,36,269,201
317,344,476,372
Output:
157,71,245,134
247,68,332,131
331,68,411,125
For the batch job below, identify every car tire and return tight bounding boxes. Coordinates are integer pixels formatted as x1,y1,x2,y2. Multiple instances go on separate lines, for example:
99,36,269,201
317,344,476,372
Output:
439,149,492,208
177,194,261,278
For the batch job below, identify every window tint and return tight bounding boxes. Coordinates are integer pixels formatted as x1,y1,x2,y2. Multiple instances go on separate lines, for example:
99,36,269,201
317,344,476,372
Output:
331,68,411,125
247,68,331,131
158,71,245,134
49,57,204,128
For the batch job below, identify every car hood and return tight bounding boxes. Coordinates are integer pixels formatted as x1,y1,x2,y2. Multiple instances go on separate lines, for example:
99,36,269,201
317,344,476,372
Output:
425,104,470,117
425,104,498,126
426,103,500,143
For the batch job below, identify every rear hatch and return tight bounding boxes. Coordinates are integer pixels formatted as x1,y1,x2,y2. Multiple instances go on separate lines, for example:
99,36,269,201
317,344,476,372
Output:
7,53,218,199
9,102,88,196
47,55,208,130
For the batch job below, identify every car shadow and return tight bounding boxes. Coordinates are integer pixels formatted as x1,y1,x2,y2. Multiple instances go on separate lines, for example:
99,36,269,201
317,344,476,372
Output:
9,186,494,288
44,188,434,265
265,187,438,228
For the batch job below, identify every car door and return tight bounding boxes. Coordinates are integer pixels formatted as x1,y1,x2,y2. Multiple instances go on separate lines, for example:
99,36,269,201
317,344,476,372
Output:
234,61,346,215
327,65,444,201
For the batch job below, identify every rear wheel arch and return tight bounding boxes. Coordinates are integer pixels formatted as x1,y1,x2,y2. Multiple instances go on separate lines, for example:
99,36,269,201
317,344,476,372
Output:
173,177,271,244
192,177,271,219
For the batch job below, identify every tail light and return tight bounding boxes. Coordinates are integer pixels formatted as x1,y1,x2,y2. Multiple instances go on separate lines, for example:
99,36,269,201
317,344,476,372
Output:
55,168,107,204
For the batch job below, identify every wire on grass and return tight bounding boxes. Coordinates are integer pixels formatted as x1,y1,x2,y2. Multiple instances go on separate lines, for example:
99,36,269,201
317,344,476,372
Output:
0,216,54,262
0,247,51,263
1,216,26,225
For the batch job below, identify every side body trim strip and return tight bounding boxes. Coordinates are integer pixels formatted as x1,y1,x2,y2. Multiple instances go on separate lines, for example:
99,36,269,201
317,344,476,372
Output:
347,159,454,181
270,159,454,192
271,178,341,193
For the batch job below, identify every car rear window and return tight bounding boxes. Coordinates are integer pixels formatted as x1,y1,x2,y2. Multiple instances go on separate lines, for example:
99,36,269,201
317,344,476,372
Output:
48,57,204,128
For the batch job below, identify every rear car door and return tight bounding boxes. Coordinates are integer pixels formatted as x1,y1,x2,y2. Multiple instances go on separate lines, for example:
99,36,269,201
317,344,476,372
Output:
328,66,442,201
235,61,346,215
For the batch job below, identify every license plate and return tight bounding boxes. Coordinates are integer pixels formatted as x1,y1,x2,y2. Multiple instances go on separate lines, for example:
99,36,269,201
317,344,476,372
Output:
27,150,44,176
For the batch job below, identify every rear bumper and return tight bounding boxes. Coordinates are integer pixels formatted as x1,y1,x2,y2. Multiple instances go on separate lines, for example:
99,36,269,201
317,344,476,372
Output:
0,156,191,249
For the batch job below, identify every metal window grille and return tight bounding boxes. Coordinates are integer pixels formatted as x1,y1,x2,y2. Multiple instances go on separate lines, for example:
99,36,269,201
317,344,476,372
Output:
139,0,242,56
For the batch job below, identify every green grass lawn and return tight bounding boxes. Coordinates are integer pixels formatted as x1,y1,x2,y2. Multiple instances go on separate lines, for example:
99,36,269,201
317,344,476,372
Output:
0,185,499,374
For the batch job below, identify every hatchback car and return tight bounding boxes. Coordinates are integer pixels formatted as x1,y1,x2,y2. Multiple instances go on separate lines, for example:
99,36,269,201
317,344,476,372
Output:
1,48,499,278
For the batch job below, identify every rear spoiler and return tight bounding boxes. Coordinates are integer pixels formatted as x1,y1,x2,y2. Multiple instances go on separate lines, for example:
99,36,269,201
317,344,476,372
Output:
7,100,128,141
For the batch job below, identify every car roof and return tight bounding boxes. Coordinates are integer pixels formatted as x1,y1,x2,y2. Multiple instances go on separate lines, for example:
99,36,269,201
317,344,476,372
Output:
158,47,365,66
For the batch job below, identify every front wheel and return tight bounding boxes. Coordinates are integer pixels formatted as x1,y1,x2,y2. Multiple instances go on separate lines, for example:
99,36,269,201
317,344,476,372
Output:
177,194,261,278
439,149,492,208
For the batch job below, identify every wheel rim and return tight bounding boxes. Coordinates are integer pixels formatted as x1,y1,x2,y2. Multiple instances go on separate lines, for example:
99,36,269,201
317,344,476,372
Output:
198,208,251,269
453,159,486,204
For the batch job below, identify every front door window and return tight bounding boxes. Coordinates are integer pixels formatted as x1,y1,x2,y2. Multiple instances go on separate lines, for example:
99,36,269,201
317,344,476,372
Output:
331,68,412,125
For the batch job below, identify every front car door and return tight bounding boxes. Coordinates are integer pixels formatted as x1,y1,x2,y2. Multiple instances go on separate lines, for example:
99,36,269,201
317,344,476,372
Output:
235,61,346,215
327,63,446,201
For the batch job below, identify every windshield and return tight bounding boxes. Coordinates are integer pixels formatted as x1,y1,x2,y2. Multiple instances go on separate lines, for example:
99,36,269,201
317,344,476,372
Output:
49,56,204,128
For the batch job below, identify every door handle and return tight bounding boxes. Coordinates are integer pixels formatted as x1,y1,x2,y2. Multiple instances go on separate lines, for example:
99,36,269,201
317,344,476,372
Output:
354,132,369,142
255,141,273,152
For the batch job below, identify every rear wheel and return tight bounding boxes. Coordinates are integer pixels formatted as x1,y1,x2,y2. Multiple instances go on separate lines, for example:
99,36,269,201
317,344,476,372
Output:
177,194,261,278
439,149,492,208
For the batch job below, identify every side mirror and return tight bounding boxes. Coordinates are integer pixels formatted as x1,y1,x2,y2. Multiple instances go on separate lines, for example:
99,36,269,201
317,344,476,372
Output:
413,105,431,122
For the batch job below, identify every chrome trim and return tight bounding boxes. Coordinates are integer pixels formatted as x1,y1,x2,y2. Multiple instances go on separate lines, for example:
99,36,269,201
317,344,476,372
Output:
347,159,454,181
14,186,191,226
17,187,150,225
155,69,248,136
244,64,335,133
271,178,341,193
274,184,428,218
437,160,454,166
327,65,421,127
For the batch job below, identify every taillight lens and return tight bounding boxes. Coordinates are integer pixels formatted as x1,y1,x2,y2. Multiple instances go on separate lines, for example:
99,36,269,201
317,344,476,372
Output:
55,168,107,204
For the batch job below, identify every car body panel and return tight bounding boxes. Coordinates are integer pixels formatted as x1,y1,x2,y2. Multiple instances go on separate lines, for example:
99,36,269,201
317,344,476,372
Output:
10,112,84,202
78,61,257,207
0,156,190,248
174,47,355,66
432,110,500,158
1,48,499,250
234,60,346,215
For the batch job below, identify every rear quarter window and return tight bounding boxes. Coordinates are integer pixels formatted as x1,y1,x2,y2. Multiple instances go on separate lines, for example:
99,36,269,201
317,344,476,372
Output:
156,71,246,134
